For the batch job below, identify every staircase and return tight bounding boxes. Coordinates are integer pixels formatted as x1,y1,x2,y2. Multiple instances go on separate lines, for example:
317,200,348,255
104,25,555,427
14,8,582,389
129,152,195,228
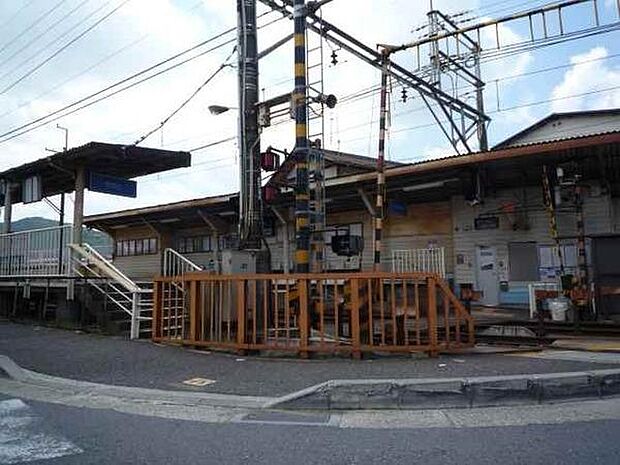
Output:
69,243,152,339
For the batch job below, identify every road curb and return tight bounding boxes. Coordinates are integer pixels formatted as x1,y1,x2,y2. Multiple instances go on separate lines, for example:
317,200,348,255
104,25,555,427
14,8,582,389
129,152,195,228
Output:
268,369,620,410
0,355,272,409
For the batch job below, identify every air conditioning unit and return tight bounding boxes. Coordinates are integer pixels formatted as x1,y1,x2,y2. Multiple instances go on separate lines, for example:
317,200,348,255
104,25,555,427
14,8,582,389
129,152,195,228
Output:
331,234,363,257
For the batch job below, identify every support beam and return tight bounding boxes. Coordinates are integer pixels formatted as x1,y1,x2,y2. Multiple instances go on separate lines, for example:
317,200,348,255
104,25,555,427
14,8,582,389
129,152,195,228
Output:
258,33,293,59
72,166,85,245
2,182,13,234
357,188,375,216
57,193,65,274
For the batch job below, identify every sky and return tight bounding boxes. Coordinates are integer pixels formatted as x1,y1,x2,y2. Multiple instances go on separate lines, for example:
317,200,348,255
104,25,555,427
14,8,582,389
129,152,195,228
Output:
0,0,619,222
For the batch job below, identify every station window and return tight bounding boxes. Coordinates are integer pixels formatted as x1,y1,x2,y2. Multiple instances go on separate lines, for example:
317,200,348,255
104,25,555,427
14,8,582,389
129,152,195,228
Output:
176,235,213,254
115,238,159,257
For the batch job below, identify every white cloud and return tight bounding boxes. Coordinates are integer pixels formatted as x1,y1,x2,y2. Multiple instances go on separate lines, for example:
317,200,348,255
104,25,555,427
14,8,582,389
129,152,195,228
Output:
551,46,620,112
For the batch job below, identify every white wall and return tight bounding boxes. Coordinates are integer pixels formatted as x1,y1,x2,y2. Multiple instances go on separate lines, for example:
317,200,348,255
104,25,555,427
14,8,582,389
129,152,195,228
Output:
503,114,620,147
451,183,615,287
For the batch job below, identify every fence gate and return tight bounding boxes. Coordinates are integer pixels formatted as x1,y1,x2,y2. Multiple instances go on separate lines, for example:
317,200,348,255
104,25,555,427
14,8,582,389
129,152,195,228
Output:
152,272,474,357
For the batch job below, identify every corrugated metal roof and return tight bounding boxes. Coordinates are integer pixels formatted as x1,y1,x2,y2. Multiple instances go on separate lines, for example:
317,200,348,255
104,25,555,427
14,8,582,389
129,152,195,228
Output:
494,108,620,149
85,192,237,224
84,130,620,225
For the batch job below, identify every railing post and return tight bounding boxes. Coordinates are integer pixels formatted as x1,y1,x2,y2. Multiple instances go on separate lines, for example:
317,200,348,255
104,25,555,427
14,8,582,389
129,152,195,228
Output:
236,279,246,354
130,291,139,340
350,277,361,359
152,280,162,340
427,276,438,357
189,279,199,343
298,277,309,359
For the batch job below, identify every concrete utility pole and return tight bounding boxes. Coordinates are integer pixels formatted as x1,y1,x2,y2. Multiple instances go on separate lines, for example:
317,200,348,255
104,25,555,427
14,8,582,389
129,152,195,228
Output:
237,0,262,250
293,0,310,273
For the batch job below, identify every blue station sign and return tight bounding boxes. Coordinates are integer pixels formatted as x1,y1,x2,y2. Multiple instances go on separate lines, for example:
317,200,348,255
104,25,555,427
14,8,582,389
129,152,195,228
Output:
87,172,137,198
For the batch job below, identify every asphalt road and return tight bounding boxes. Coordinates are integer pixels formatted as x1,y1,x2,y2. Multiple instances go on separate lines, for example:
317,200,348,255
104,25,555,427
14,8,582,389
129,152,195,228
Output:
3,322,619,396
2,397,619,465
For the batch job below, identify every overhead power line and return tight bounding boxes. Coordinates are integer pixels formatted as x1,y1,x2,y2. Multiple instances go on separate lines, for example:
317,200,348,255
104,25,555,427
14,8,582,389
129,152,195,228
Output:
0,34,148,122
0,0,92,72
134,47,237,146
0,0,113,86
0,32,236,143
0,12,282,146
0,0,37,31
188,136,237,153
340,84,620,145
0,0,132,95
0,0,68,57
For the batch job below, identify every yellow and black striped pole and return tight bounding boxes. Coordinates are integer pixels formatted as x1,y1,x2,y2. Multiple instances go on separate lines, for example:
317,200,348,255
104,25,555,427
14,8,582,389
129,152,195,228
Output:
574,184,589,309
293,0,310,273
542,165,564,277
374,51,389,271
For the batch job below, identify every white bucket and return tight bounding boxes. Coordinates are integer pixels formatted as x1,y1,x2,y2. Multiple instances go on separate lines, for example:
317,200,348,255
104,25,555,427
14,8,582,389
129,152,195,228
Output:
548,297,569,322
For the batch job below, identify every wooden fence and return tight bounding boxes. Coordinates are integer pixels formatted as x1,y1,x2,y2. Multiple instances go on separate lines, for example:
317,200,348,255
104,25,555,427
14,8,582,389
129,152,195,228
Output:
152,272,475,357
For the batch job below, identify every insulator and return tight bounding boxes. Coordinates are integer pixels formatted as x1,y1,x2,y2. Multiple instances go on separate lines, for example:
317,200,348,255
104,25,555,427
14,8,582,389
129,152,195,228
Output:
401,88,408,103
331,50,338,65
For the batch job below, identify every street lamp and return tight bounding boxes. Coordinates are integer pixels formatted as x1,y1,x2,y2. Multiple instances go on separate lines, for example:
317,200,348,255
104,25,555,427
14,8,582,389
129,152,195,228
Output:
208,105,237,115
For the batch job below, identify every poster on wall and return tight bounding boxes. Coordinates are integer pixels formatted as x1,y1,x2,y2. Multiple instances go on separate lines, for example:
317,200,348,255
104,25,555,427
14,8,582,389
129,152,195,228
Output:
474,216,499,230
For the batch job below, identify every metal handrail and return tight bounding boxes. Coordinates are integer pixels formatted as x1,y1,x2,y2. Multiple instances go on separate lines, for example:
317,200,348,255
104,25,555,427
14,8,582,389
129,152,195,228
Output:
71,242,141,293
163,248,203,277
0,225,73,277
0,224,73,237
392,248,446,278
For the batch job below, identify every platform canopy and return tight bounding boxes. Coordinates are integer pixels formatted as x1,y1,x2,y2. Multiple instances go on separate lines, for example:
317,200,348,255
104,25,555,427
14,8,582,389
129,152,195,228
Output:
0,142,191,205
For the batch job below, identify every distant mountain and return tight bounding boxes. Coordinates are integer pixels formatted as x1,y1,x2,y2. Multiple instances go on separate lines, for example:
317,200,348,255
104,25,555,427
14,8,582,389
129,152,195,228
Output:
0,217,112,249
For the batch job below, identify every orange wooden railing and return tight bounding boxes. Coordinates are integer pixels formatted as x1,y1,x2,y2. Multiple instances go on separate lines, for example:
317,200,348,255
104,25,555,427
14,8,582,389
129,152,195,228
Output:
152,272,475,357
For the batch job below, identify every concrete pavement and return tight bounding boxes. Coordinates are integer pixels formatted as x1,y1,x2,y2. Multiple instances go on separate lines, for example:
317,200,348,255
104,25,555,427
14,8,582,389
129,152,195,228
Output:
6,397,620,464
3,322,620,397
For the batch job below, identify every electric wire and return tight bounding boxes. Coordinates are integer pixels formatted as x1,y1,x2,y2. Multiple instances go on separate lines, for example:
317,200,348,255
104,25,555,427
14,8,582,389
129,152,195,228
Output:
0,0,92,72
0,0,68,57
0,0,37,32
0,11,282,146
134,47,237,146
0,34,148,122
0,0,113,86
0,0,133,95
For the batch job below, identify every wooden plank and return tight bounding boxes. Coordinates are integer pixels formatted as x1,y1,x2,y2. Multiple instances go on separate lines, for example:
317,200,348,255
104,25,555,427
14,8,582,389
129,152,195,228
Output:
189,280,198,342
350,278,361,359
443,294,450,348
252,279,257,345
319,279,325,348
263,279,268,345
152,280,161,340
299,278,309,358
334,282,339,341
379,280,385,345
236,279,246,351
367,278,374,346
427,277,438,357
403,280,409,346
181,271,441,282
391,279,397,345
